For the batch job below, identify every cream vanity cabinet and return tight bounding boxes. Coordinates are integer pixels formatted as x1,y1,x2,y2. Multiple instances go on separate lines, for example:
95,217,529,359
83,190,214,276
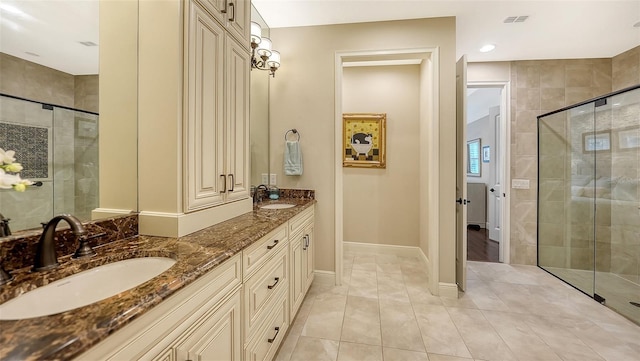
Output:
242,224,290,361
184,0,250,212
289,207,315,319
77,254,243,360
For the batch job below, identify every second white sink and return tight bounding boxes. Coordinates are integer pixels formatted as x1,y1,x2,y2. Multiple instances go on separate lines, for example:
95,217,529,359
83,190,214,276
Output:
259,203,296,210
0,257,176,320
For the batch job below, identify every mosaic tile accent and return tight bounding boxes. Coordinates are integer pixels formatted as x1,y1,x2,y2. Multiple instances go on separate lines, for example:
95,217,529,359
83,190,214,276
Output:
0,122,49,179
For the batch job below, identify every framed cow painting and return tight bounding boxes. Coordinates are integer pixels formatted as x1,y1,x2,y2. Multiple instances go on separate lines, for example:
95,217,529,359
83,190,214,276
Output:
343,113,386,168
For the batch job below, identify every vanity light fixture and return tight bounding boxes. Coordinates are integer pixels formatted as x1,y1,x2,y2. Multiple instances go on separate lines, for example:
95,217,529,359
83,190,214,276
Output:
250,21,281,77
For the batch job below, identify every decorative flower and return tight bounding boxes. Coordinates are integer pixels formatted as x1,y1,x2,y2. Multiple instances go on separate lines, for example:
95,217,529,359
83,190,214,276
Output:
0,148,33,192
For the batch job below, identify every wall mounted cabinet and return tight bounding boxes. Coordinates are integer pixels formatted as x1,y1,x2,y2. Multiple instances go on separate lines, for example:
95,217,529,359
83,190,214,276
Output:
184,0,250,212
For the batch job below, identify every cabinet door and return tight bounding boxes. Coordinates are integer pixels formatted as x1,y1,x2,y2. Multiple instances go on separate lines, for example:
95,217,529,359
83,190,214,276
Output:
303,222,315,291
185,0,226,212
224,36,250,202
174,290,242,361
225,0,251,50
289,231,305,319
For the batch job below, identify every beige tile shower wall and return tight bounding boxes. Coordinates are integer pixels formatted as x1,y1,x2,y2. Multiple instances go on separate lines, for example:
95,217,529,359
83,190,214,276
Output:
0,53,99,112
612,45,640,91
74,75,99,113
510,58,613,265
0,53,74,107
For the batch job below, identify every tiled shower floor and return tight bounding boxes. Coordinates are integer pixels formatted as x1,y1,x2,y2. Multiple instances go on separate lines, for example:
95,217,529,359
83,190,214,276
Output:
275,249,640,361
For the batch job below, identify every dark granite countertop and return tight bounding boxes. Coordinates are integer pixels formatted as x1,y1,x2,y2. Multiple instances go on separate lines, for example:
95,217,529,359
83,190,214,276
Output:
0,197,315,361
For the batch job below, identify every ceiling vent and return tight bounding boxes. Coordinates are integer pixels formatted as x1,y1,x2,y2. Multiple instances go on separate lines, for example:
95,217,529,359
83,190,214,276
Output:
504,16,529,23
79,41,98,47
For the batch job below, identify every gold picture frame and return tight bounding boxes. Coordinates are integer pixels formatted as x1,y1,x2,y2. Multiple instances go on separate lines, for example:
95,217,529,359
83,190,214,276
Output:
343,113,386,168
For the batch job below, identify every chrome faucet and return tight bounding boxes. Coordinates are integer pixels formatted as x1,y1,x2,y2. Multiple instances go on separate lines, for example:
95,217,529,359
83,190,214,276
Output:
33,214,94,272
253,184,269,205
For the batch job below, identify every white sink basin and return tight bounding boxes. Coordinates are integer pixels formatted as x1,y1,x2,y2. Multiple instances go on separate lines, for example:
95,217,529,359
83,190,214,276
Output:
259,203,296,210
0,257,176,320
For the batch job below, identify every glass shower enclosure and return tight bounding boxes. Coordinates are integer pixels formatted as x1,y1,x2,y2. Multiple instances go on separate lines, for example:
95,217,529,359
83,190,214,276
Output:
538,85,640,324
0,94,99,232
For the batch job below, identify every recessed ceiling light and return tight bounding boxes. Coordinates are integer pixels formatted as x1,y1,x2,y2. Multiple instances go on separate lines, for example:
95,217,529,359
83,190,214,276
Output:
479,44,496,53
79,41,98,47
24,51,40,57
634,21,640,28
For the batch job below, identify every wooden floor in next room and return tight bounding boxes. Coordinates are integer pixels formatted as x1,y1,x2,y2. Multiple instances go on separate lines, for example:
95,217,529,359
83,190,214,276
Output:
467,228,499,263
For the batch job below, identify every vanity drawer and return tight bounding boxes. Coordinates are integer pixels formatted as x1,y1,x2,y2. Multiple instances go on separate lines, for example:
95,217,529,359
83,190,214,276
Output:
288,207,313,237
244,290,289,361
243,246,288,340
243,224,287,280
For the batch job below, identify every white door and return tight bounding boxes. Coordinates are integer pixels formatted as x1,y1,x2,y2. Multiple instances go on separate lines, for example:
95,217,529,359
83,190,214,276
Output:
489,113,502,242
456,55,468,292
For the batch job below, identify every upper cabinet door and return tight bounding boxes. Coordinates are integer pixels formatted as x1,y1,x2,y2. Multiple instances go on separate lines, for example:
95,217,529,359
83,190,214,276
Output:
225,0,251,50
225,36,250,202
195,0,251,50
185,0,226,211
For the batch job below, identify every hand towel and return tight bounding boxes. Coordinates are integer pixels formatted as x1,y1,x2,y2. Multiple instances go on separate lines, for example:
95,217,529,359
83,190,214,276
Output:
284,140,303,175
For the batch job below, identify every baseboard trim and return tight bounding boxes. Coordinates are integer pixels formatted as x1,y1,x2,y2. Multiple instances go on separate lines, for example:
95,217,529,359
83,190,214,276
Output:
439,282,459,298
313,270,336,285
139,198,252,237
92,208,135,220
344,241,424,258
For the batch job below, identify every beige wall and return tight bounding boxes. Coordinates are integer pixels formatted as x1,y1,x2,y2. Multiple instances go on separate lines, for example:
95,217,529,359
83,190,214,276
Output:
269,17,456,276
612,45,640,91
0,52,97,113
342,65,420,247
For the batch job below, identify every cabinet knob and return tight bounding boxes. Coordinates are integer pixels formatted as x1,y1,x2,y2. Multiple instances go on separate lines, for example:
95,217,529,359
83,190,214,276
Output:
228,2,235,22
267,277,280,289
267,239,279,250
267,326,280,343
220,174,227,193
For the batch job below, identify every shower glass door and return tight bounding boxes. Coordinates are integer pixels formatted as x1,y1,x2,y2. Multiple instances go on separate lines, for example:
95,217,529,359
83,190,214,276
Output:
593,87,640,323
538,85,640,325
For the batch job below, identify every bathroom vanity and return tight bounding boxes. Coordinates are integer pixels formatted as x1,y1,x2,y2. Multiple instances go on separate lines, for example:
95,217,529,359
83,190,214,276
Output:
0,197,315,361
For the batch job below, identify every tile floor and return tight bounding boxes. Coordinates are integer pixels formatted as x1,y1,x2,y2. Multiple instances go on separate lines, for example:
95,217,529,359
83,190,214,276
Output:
274,248,640,361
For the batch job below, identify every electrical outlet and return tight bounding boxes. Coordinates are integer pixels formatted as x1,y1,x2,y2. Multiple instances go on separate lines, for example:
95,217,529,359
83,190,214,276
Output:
511,179,530,189
261,173,268,184
270,174,277,186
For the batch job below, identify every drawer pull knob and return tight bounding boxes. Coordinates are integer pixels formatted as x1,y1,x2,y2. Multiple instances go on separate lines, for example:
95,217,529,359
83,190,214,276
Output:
267,277,280,289
267,326,280,343
267,239,279,250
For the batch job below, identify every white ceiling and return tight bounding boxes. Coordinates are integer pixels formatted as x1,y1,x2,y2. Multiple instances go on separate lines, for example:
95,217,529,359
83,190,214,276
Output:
253,0,640,62
0,0,99,75
1,1,638,75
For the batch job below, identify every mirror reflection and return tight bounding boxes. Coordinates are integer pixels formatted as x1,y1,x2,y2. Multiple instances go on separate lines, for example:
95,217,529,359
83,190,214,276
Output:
250,5,271,188
0,0,100,233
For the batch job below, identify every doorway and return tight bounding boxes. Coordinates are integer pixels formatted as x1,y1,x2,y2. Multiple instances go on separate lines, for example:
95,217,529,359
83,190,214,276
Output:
466,83,509,263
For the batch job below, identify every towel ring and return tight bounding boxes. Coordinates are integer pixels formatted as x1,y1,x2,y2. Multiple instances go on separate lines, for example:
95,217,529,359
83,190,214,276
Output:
285,129,300,141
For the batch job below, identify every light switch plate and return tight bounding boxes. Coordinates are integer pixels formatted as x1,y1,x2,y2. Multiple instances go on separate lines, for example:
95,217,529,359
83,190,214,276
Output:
511,179,530,189
270,174,277,186
261,173,268,184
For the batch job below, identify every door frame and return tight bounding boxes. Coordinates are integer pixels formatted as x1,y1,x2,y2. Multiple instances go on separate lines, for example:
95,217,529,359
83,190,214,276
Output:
467,81,511,263
334,47,441,296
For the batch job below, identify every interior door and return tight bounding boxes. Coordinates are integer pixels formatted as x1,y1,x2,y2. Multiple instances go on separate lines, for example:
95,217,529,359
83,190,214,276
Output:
489,113,502,243
456,55,468,292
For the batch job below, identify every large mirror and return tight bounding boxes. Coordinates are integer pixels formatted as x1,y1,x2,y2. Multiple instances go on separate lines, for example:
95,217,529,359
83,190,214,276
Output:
250,5,271,188
0,0,132,233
